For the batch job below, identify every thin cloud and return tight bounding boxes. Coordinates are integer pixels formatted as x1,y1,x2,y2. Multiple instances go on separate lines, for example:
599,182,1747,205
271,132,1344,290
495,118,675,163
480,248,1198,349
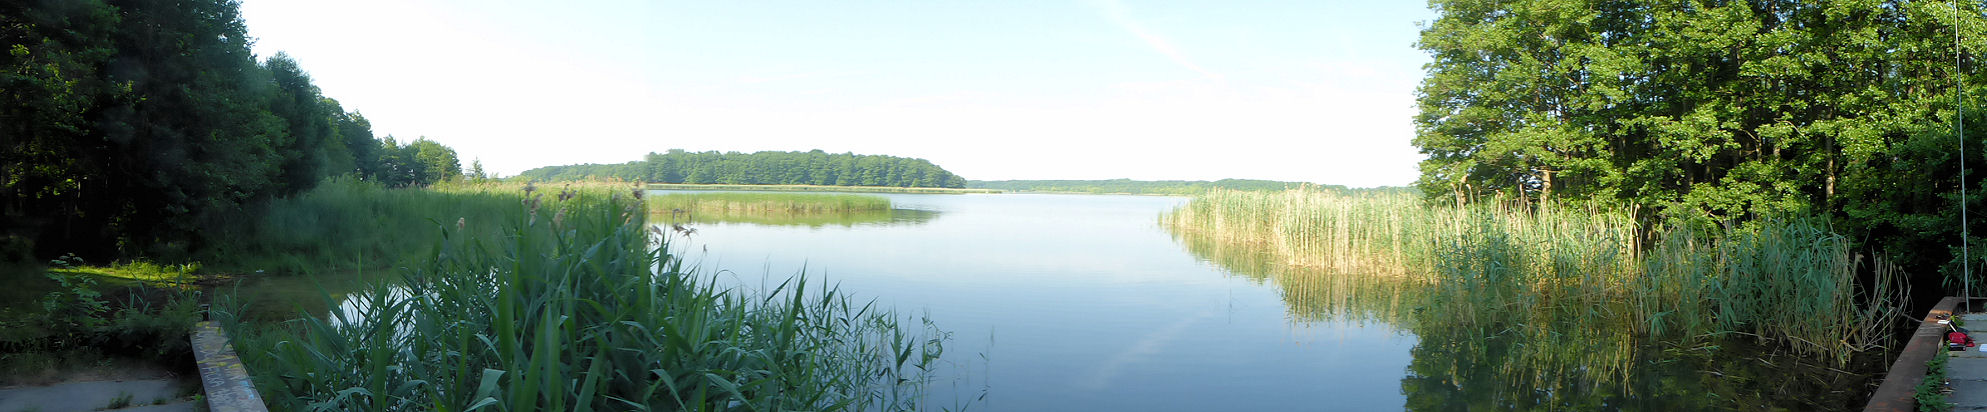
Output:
1089,0,1223,82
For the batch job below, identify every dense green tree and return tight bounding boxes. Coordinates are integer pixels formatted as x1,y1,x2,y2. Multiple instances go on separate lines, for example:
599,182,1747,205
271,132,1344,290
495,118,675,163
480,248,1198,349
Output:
1414,0,1987,284
468,159,488,181
264,52,332,196
0,0,487,263
323,98,378,178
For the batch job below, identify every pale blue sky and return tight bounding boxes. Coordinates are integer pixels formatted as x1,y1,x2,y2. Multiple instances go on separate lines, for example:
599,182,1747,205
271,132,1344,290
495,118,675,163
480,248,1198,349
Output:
240,1,1436,187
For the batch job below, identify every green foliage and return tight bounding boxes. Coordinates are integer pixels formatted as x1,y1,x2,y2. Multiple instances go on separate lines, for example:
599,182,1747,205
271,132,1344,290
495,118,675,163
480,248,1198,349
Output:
0,0,466,265
218,185,954,410
198,178,543,276
1413,0,1987,284
519,149,968,188
372,136,463,188
0,259,200,379
968,178,1346,195
39,272,108,341
105,392,132,410
1918,349,1951,412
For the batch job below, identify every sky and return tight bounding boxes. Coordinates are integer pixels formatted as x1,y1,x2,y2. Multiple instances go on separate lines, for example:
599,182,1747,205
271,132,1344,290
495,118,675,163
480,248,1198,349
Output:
237,1,1437,187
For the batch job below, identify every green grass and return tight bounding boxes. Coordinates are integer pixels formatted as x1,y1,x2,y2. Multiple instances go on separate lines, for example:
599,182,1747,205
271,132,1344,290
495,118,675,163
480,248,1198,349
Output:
648,183,998,194
1164,188,1904,365
199,178,624,277
104,391,133,409
217,183,953,410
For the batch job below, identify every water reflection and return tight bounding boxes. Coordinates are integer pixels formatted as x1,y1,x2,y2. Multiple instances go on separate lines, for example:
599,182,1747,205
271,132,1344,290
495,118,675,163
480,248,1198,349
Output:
1168,225,1882,411
223,268,401,322
1169,227,1418,325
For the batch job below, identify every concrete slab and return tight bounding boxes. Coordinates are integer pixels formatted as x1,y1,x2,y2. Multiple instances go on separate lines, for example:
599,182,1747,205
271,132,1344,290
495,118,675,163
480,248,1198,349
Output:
0,379,197,411
192,321,268,412
1953,380,1987,402
1953,347,1987,359
1952,358,1987,381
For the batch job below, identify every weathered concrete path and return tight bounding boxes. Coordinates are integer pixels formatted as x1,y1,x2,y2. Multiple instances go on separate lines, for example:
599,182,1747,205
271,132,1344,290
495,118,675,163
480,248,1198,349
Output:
1949,313,1987,411
192,320,268,412
0,379,198,411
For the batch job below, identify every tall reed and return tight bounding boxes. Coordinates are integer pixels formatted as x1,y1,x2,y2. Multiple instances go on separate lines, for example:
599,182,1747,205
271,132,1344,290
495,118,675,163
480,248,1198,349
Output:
218,184,952,411
1163,188,1903,365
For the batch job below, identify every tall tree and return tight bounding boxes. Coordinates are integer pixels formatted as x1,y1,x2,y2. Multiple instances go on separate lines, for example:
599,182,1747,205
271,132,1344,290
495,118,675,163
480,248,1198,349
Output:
1414,0,1987,280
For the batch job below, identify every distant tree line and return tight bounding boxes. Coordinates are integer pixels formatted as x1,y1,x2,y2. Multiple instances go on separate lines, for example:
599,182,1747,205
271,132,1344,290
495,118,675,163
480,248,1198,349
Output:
967,179,1348,195
517,150,967,188
2,0,464,261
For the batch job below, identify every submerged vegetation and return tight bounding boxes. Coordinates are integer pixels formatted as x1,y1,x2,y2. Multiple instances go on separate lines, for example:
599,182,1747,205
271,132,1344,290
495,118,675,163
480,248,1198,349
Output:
1164,188,1904,365
216,184,953,410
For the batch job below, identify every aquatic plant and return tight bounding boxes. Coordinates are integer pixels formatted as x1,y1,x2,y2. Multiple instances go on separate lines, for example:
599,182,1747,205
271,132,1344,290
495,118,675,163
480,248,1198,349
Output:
649,192,893,215
218,184,951,411
1163,188,1904,365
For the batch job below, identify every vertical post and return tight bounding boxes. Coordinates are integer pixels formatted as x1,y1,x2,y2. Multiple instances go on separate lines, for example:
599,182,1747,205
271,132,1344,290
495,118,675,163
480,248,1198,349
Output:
1962,1,1973,313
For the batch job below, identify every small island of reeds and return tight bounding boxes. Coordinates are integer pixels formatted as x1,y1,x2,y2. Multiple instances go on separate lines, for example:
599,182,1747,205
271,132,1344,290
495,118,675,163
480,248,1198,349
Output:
649,192,893,215
649,192,942,228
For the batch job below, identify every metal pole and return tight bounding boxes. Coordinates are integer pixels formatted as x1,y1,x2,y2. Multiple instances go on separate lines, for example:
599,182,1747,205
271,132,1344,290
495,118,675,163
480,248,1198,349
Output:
1961,0,1972,313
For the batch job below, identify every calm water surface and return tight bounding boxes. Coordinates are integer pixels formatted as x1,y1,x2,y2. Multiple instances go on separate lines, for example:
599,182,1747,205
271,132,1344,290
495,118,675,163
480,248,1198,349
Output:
244,191,1878,410
667,193,1416,411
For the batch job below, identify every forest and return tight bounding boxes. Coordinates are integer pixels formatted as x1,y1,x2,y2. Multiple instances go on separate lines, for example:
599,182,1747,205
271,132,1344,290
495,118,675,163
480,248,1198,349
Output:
966,178,1350,195
0,0,467,263
516,149,968,188
1415,0,1987,291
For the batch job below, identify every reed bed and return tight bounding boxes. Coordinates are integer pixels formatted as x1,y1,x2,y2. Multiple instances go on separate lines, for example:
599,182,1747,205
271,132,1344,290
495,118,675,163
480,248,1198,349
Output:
651,208,940,229
1163,188,1903,365
650,193,893,216
216,184,951,411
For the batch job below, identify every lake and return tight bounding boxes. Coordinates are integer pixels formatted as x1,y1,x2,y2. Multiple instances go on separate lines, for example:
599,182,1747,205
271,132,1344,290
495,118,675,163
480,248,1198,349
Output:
242,191,1880,410
660,191,1879,411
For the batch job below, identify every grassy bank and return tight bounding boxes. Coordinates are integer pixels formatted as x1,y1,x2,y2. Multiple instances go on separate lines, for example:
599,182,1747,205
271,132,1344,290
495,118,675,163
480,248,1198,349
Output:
0,255,202,386
215,183,952,410
648,183,999,194
1164,188,1904,365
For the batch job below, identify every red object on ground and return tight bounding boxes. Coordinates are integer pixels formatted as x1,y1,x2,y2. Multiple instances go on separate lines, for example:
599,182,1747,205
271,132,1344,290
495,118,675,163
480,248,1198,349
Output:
1950,330,1977,347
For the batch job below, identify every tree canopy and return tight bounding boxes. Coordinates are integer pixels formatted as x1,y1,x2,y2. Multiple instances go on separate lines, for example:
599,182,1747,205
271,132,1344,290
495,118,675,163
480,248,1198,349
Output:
517,149,968,188
1,0,463,261
1414,0,1987,282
